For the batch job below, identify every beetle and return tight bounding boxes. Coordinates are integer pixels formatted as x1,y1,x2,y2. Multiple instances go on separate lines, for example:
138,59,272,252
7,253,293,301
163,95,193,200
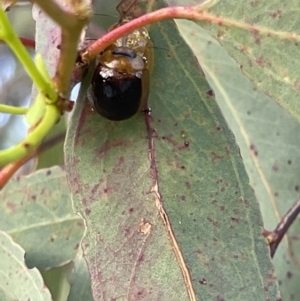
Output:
89,20,153,121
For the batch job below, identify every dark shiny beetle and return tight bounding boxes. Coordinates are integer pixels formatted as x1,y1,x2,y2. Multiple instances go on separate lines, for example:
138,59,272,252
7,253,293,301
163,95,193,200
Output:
89,23,153,121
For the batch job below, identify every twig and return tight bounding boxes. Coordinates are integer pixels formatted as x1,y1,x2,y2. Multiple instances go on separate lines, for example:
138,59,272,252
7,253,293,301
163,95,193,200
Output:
0,104,28,115
0,152,31,189
0,131,65,189
32,0,92,96
264,199,300,258
31,0,83,30
83,5,300,62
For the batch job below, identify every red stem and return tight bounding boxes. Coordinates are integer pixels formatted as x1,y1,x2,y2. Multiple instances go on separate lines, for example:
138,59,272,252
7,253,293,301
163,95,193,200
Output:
84,6,195,61
0,37,35,49
19,37,35,49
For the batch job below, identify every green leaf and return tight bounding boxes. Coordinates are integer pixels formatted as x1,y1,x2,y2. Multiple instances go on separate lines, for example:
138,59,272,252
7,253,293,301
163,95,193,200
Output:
0,230,52,301
0,166,85,270
40,262,73,301
67,250,93,301
196,0,300,122
64,6,280,300
173,10,300,301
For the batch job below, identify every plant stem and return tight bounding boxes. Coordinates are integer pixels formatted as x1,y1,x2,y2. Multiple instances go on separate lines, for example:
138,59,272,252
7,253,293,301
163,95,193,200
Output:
0,103,60,167
83,5,300,62
33,0,92,96
0,104,28,115
264,199,300,258
0,131,65,190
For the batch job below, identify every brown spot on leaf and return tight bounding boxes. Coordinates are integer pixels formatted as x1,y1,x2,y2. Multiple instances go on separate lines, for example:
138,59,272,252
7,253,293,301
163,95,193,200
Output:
91,183,100,195
103,187,112,193
7,201,16,212
217,29,225,39
118,156,125,164
256,56,267,67
239,45,249,53
270,10,282,18
207,89,215,97
251,28,261,45
225,146,231,156
199,278,207,285
185,181,191,189
211,152,223,163
132,286,147,299
207,216,218,227
184,112,191,119
287,271,293,279
294,81,300,91
272,163,279,171
250,144,258,156
162,134,189,150
250,1,259,7
216,178,223,184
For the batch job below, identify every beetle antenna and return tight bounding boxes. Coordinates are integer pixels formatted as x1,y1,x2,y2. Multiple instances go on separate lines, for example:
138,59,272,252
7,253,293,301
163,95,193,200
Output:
93,13,118,18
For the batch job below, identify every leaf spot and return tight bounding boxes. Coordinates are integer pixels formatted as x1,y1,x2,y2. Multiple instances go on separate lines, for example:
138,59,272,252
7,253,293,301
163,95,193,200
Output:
199,278,207,285
207,216,218,227
211,151,223,163
269,10,282,18
250,144,258,156
138,219,152,235
206,89,215,97
231,216,240,223
286,271,293,279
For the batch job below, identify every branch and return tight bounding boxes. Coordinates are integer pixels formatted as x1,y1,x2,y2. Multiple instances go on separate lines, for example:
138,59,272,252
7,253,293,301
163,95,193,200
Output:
0,131,65,190
31,0,87,30
82,5,300,62
264,199,300,258
32,0,92,96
